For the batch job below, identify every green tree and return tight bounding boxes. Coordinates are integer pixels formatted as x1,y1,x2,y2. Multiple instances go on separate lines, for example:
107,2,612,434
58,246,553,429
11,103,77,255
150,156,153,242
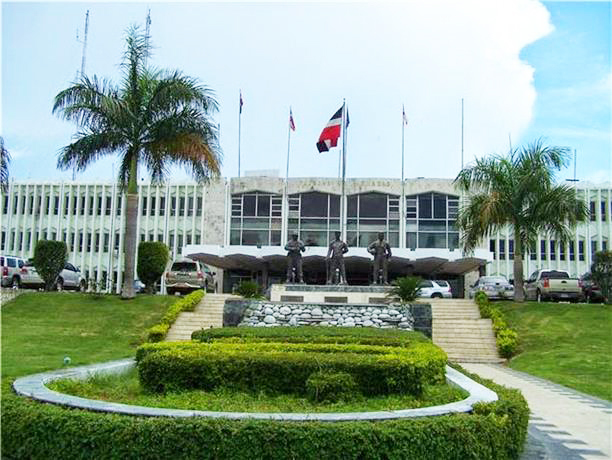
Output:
1,136,10,192
387,276,422,303
33,240,68,291
137,242,169,294
591,250,611,303
53,26,221,299
455,140,588,302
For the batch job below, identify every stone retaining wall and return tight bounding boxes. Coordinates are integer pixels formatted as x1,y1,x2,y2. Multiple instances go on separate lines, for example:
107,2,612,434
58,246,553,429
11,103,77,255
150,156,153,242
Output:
225,300,432,338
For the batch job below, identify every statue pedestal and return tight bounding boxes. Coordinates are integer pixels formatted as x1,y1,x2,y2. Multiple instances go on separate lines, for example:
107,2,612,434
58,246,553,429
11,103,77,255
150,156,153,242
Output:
270,284,394,305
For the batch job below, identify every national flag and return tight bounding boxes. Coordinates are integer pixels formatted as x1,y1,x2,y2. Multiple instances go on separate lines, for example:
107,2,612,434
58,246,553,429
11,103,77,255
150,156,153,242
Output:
289,109,296,131
316,106,344,153
402,105,408,125
240,91,244,114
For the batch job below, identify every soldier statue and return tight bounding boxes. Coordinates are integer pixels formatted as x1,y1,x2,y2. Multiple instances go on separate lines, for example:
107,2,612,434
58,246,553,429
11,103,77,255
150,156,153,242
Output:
368,232,392,285
285,232,306,284
326,231,349,285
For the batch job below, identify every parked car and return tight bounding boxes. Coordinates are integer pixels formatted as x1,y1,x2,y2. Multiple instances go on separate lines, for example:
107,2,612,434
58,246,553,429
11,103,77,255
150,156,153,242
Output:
165,257,216,295
18,261,86,291
469,276,514,300
524,269,583,302
134,279,146,294
1,255,26,288
418,280,452,298
579,273,605,303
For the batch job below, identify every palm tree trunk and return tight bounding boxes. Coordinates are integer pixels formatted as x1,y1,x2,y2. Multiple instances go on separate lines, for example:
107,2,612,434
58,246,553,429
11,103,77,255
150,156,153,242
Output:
121,154,138,299
513,228,525,302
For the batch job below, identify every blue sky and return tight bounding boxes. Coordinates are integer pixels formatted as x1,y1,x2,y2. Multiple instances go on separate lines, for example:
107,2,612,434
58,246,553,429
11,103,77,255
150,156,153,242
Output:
1,1,610,184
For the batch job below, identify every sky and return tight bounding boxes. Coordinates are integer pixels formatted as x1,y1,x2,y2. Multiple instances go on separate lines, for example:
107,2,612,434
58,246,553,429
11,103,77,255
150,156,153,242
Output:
1,1,611,184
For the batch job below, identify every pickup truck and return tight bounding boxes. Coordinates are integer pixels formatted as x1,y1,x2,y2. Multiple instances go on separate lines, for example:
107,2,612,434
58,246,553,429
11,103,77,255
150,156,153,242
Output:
524,269,583,303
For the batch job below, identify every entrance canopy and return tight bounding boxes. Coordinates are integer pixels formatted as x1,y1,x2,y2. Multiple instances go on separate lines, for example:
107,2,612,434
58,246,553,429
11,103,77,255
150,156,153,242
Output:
184,245,491,277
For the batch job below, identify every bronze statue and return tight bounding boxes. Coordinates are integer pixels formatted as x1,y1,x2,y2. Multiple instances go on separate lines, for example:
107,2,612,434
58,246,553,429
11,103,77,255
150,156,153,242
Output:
368,232,392,285
285,233,306,283
326,231,348,285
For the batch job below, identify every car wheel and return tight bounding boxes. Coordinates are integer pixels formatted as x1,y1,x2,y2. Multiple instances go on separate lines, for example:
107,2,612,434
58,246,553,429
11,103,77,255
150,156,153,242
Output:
56,278,64,292
536,289,542,303
11,276,20,289
431,293,443,299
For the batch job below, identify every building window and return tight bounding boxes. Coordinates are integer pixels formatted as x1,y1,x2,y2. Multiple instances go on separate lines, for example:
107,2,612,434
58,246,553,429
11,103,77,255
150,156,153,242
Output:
195,234,201,244
141,196,148,216
2,196,8,214
344,192,399,248
86,233,92,252
405,192,458,250
73,196,79,215
97,196,103,216
28,196,34,214
170,197,177,216
12,196,18,214
590,201,596,221
540,240,546,260
53,196,60,215
103,233,109,252
80,196,86,215
602,201,607,222
578,240,584,261
159,197,165,216
179,197,185,217
88,196,94,216
95,233,100,252
105,196,112,216
499,239,506,259
116,195,123,216
509,239,514,260
1,231,5,251
569,240,575,261
196,197,203,216
560,241,566,261
231,191,283,246
550,240,556,261
591,240,598,260
489,239,496,259
187,197,194,216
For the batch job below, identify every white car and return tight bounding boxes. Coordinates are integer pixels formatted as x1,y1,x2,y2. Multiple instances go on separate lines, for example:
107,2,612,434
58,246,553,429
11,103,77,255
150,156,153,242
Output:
469,276,514,300
19,261,86,291
418,280,453,298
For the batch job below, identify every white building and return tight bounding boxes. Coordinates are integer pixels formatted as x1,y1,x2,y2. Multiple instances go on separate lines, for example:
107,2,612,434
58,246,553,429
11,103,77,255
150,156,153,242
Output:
1,177,610,296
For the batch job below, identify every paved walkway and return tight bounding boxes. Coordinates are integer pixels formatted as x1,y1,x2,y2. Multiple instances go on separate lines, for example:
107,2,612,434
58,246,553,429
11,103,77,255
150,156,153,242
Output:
461,363,612,460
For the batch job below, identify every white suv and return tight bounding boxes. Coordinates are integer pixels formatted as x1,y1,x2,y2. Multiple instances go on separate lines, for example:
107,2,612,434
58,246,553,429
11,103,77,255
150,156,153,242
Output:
418,280,453,298
1,255,26,288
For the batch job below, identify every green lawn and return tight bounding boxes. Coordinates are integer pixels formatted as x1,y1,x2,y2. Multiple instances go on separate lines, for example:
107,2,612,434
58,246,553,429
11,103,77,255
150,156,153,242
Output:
497,301,612,401
1,292,175,379
49,368,467,413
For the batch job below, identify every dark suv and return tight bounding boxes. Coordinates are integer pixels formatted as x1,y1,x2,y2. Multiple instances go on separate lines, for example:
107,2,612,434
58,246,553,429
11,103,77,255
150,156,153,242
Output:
580,273,605,303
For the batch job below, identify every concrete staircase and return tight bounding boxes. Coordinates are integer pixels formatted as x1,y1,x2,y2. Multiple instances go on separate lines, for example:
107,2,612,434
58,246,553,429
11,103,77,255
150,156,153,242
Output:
430,298,504,364
165,294,239,341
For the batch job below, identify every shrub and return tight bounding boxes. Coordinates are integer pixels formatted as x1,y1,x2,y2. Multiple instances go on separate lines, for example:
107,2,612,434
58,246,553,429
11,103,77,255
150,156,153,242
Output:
387,276,422,303
306,371,359,403
591,250,611,303
137,242,169,294
33,240,68,291
473,293,519,359
1,369,529,459
234,280,263,298
496,328,519,358
146,290,204,342
136,341,447,396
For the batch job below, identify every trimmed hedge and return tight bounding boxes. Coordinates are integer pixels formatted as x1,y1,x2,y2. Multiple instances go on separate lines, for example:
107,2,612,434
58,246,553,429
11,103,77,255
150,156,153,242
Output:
192,326,428,345
146,290,204,342
137,242,169,293
136,341,447,396
33,240,68,291
1,369,529,459
474,293,519,358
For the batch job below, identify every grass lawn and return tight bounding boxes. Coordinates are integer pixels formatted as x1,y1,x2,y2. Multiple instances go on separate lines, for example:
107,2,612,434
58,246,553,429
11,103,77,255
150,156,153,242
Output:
49,368,467,413
1,292,175,379
497,301,611,401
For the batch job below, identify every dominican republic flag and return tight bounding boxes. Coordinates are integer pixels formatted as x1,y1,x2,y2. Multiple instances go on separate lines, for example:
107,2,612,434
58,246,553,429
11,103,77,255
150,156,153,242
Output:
317,105,345,153
289,109,296,131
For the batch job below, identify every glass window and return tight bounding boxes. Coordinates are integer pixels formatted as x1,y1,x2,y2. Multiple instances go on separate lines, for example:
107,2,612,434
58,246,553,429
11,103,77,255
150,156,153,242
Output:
301,192,328,217
433,194,446,218
179,197,185,217
329,195,340,217
347,195,358,217
590,201,596,221
243,195,256,216
257,195,270,216
358,193,387,218
578,240,584,261
418,195,432,218
550,240,556,260
419,233,446,248
142,197,148,216
196,197,203,216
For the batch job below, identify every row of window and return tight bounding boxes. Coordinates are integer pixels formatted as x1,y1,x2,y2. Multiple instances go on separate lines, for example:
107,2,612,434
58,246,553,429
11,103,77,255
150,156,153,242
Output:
2,194,204,218
489,238,608,261
0,229,203,254
589,201,610,222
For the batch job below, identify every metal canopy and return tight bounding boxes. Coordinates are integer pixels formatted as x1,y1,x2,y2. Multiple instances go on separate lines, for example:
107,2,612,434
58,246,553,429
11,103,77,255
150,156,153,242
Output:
185,245,489,277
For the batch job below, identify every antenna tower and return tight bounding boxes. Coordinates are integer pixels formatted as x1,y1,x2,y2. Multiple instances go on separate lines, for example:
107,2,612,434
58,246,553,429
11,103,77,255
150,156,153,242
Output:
72,10,90,181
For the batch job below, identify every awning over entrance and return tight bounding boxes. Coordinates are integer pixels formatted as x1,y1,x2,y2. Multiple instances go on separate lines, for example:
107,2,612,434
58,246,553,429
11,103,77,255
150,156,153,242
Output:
184,245,492,277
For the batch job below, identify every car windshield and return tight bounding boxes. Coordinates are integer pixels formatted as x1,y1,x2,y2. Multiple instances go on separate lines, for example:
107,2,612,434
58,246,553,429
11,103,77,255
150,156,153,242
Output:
481,277,507,284
541,271,569,280
171,262,198,272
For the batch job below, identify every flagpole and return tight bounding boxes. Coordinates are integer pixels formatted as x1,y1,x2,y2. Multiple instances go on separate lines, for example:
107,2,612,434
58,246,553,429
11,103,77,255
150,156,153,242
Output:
238,91,242,178
461,98,464,170
401,105,406,248
341,99,347,241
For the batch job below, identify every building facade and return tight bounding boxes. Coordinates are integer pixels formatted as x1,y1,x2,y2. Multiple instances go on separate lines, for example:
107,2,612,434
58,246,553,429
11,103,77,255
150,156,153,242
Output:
1,177,610,296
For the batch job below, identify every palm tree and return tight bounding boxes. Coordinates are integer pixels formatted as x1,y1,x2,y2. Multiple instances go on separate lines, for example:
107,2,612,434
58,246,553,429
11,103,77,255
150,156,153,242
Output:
1,136,10,192
53,26,222,299
455,140,588,302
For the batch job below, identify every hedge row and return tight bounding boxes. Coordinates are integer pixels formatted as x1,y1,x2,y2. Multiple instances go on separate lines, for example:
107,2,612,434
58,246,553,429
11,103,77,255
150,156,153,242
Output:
474,292,519,358
146,290,204,342
192,325,428,345
137,341,447,396
1,368,529,459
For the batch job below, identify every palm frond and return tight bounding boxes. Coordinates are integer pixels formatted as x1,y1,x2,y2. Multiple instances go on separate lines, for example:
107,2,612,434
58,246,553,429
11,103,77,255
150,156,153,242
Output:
56,130,125,172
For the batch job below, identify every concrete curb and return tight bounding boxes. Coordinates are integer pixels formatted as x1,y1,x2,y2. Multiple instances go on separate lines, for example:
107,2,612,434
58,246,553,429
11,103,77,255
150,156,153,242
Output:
13,360,498,422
